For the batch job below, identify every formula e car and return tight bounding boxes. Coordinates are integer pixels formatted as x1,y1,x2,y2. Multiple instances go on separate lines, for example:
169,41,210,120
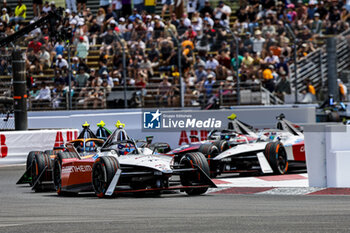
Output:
53,121,216,197
16,122,105,192
152,114,259,177
210,114,305,177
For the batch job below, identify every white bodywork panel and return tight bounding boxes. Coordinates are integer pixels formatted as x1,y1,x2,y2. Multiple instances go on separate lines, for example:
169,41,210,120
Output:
99,151,173,173
256,152,273,173
214,131,304,162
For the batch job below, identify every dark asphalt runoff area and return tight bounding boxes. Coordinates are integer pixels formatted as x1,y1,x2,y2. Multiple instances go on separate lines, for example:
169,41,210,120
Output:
1,166,350,233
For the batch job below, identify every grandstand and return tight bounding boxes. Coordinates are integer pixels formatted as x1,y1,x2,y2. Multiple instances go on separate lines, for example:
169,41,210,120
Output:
0,0,349,111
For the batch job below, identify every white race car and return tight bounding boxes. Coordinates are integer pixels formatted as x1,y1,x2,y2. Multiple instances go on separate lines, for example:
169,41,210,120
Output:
53,121,216,197
210,114,305,177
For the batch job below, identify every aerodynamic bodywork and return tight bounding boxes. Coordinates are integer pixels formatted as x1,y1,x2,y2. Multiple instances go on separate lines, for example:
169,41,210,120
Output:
53,121,216,197
16,122,105,191
210,114,305,177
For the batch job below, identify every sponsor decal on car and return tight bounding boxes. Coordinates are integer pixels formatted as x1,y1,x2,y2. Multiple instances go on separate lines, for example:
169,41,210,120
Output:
62,165,92,174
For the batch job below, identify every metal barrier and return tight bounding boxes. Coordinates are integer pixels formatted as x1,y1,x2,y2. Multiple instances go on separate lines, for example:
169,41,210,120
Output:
142,83,283,108
289,30,350,100
12,82,285,111
27,87,108,111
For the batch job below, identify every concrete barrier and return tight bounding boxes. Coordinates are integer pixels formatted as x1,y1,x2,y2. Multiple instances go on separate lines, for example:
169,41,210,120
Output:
0,129,78,165
304,124,350,187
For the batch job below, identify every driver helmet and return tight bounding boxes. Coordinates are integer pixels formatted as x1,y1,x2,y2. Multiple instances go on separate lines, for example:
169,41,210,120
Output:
85,141,96,152
117,143,133,155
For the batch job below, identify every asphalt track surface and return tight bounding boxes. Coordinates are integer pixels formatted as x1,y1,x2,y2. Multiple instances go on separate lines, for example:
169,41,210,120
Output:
2,166,350,233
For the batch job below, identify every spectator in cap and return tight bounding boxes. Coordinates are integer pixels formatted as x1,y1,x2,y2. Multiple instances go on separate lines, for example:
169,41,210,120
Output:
205,54,219,70
128,8,142,22
38,46,51,72
311,12,322,34
195,63,207,83
66,0,77,14
252,30,265,54
181,13,191,27
203,73,215,97
262,65,275,93
261,19,276,37
1,8,9,24
76,36,89,62
0,0,11,17
213,1,231,22
42,1,51,13
307,0,318,20
230,53,243,71
28,37,42,53
54,41,65,57
55,54,68,70
75,66,89,88
71,56,79,73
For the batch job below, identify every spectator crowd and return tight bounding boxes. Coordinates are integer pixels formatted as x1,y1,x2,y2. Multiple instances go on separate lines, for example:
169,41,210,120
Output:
0,0,349,109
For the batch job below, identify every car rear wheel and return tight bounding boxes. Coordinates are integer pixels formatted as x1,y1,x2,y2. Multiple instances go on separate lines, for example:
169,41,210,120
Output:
31,152,53,192
264,142,288,175
92,156,119,198
212,140,230,153
53,152,79,196
180,152,210,195
198,144,219,178
26,151,41,185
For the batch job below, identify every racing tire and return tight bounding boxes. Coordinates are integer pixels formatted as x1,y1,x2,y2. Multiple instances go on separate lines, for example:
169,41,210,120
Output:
92,156,119,198
31,152,53,192
264,142,288,175
44,150,61,157
53,151,79,196
25,151,41,186
180,152,210,196
212,140,230,153
198,144,219,178
26,151,41,171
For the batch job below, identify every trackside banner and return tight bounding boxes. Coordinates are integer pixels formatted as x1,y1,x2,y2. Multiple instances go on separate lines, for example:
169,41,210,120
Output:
0,129,78,164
